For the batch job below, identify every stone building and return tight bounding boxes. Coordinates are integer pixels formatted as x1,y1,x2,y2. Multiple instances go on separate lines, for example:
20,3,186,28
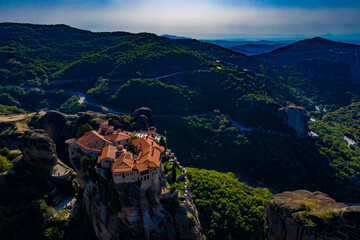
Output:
67,122,164,189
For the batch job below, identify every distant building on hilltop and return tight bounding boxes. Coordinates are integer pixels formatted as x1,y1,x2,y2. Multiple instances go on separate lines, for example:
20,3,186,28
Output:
278,105,309,136
66,122,164,189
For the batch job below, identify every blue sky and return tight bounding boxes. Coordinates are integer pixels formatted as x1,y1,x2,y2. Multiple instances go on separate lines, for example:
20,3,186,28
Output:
1,0,360,40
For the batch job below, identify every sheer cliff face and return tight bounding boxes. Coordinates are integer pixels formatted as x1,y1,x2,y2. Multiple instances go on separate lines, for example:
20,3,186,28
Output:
82,173,203,240
84,181,176,240
265,190,360,240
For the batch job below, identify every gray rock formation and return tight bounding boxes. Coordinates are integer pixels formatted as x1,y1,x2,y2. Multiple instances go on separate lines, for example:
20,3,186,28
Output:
135,114,150,131
84,181,177,240
21,130,58,170
82,176,203,240
37,110,74,161
0,121,57,170
278,105,309,136
70,146,203,240
265,190,360,240
106,113,133,131
132,107,154,131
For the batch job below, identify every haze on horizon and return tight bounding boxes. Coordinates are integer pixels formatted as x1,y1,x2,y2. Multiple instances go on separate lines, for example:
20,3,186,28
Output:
1,0,360,41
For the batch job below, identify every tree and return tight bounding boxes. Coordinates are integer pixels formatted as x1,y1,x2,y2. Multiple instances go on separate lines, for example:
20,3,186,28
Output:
81,156,97,172
77,123,93,137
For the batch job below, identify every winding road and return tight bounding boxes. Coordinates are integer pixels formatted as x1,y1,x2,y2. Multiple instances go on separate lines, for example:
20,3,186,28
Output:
16,70,273,133
19,84,260,132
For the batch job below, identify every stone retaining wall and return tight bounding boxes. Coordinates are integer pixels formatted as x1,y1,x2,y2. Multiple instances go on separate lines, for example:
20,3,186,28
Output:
166,149,191,210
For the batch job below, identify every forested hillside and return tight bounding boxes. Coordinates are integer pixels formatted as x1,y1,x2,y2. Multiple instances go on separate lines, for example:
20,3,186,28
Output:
1,23,360,239
1,23,358,119
187,168,272,240
156,111,360,202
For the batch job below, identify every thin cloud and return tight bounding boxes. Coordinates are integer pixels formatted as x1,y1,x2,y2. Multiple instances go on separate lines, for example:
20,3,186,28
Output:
1,0,359,38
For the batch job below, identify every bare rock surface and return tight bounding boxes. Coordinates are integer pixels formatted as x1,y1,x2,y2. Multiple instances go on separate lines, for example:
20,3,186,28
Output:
266,190,360,240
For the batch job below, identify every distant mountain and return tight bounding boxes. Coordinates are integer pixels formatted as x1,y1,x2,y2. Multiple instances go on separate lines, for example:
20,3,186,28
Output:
159,36,294,55
160,34,191,40
230,43,288,56
258,37,360,86
202,39,293,55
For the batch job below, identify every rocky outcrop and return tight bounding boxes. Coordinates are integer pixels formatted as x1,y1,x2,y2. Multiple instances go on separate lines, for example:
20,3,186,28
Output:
84,181,176,240
106,113,133,131
20,130,58,170
132,107,154,131
278,105,309,136
265,190,360,240
73,148,203,240
0,121,57,170
37,110,74,161
173,193,203,240
82,176,203,240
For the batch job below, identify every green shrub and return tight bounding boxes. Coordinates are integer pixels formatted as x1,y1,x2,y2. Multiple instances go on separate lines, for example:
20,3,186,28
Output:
43,227,65,240
0,155,11,172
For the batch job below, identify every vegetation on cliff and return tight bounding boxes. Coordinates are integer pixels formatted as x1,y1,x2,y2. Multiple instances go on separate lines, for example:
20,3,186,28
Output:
187,168,272,240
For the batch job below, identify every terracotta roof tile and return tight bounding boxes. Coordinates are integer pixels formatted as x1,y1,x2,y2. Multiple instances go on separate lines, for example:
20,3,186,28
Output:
112,152,133,173
133,136,164,168
97,145,117,164
110,135,164,174
136,161,149,172
75,130,112,152
105,130,131,142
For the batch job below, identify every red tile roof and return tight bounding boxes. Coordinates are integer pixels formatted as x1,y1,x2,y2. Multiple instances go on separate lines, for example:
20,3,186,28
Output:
112,152,134,173
105,130,131,142
97,145,117,164
132,136,165,168
75,130,112,152
111,136,164,174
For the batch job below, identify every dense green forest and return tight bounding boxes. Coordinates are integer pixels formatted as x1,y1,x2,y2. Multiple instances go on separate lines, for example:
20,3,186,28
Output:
0,23,357,119
187,168,272,240
156,111,360,202
309,102,360,180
